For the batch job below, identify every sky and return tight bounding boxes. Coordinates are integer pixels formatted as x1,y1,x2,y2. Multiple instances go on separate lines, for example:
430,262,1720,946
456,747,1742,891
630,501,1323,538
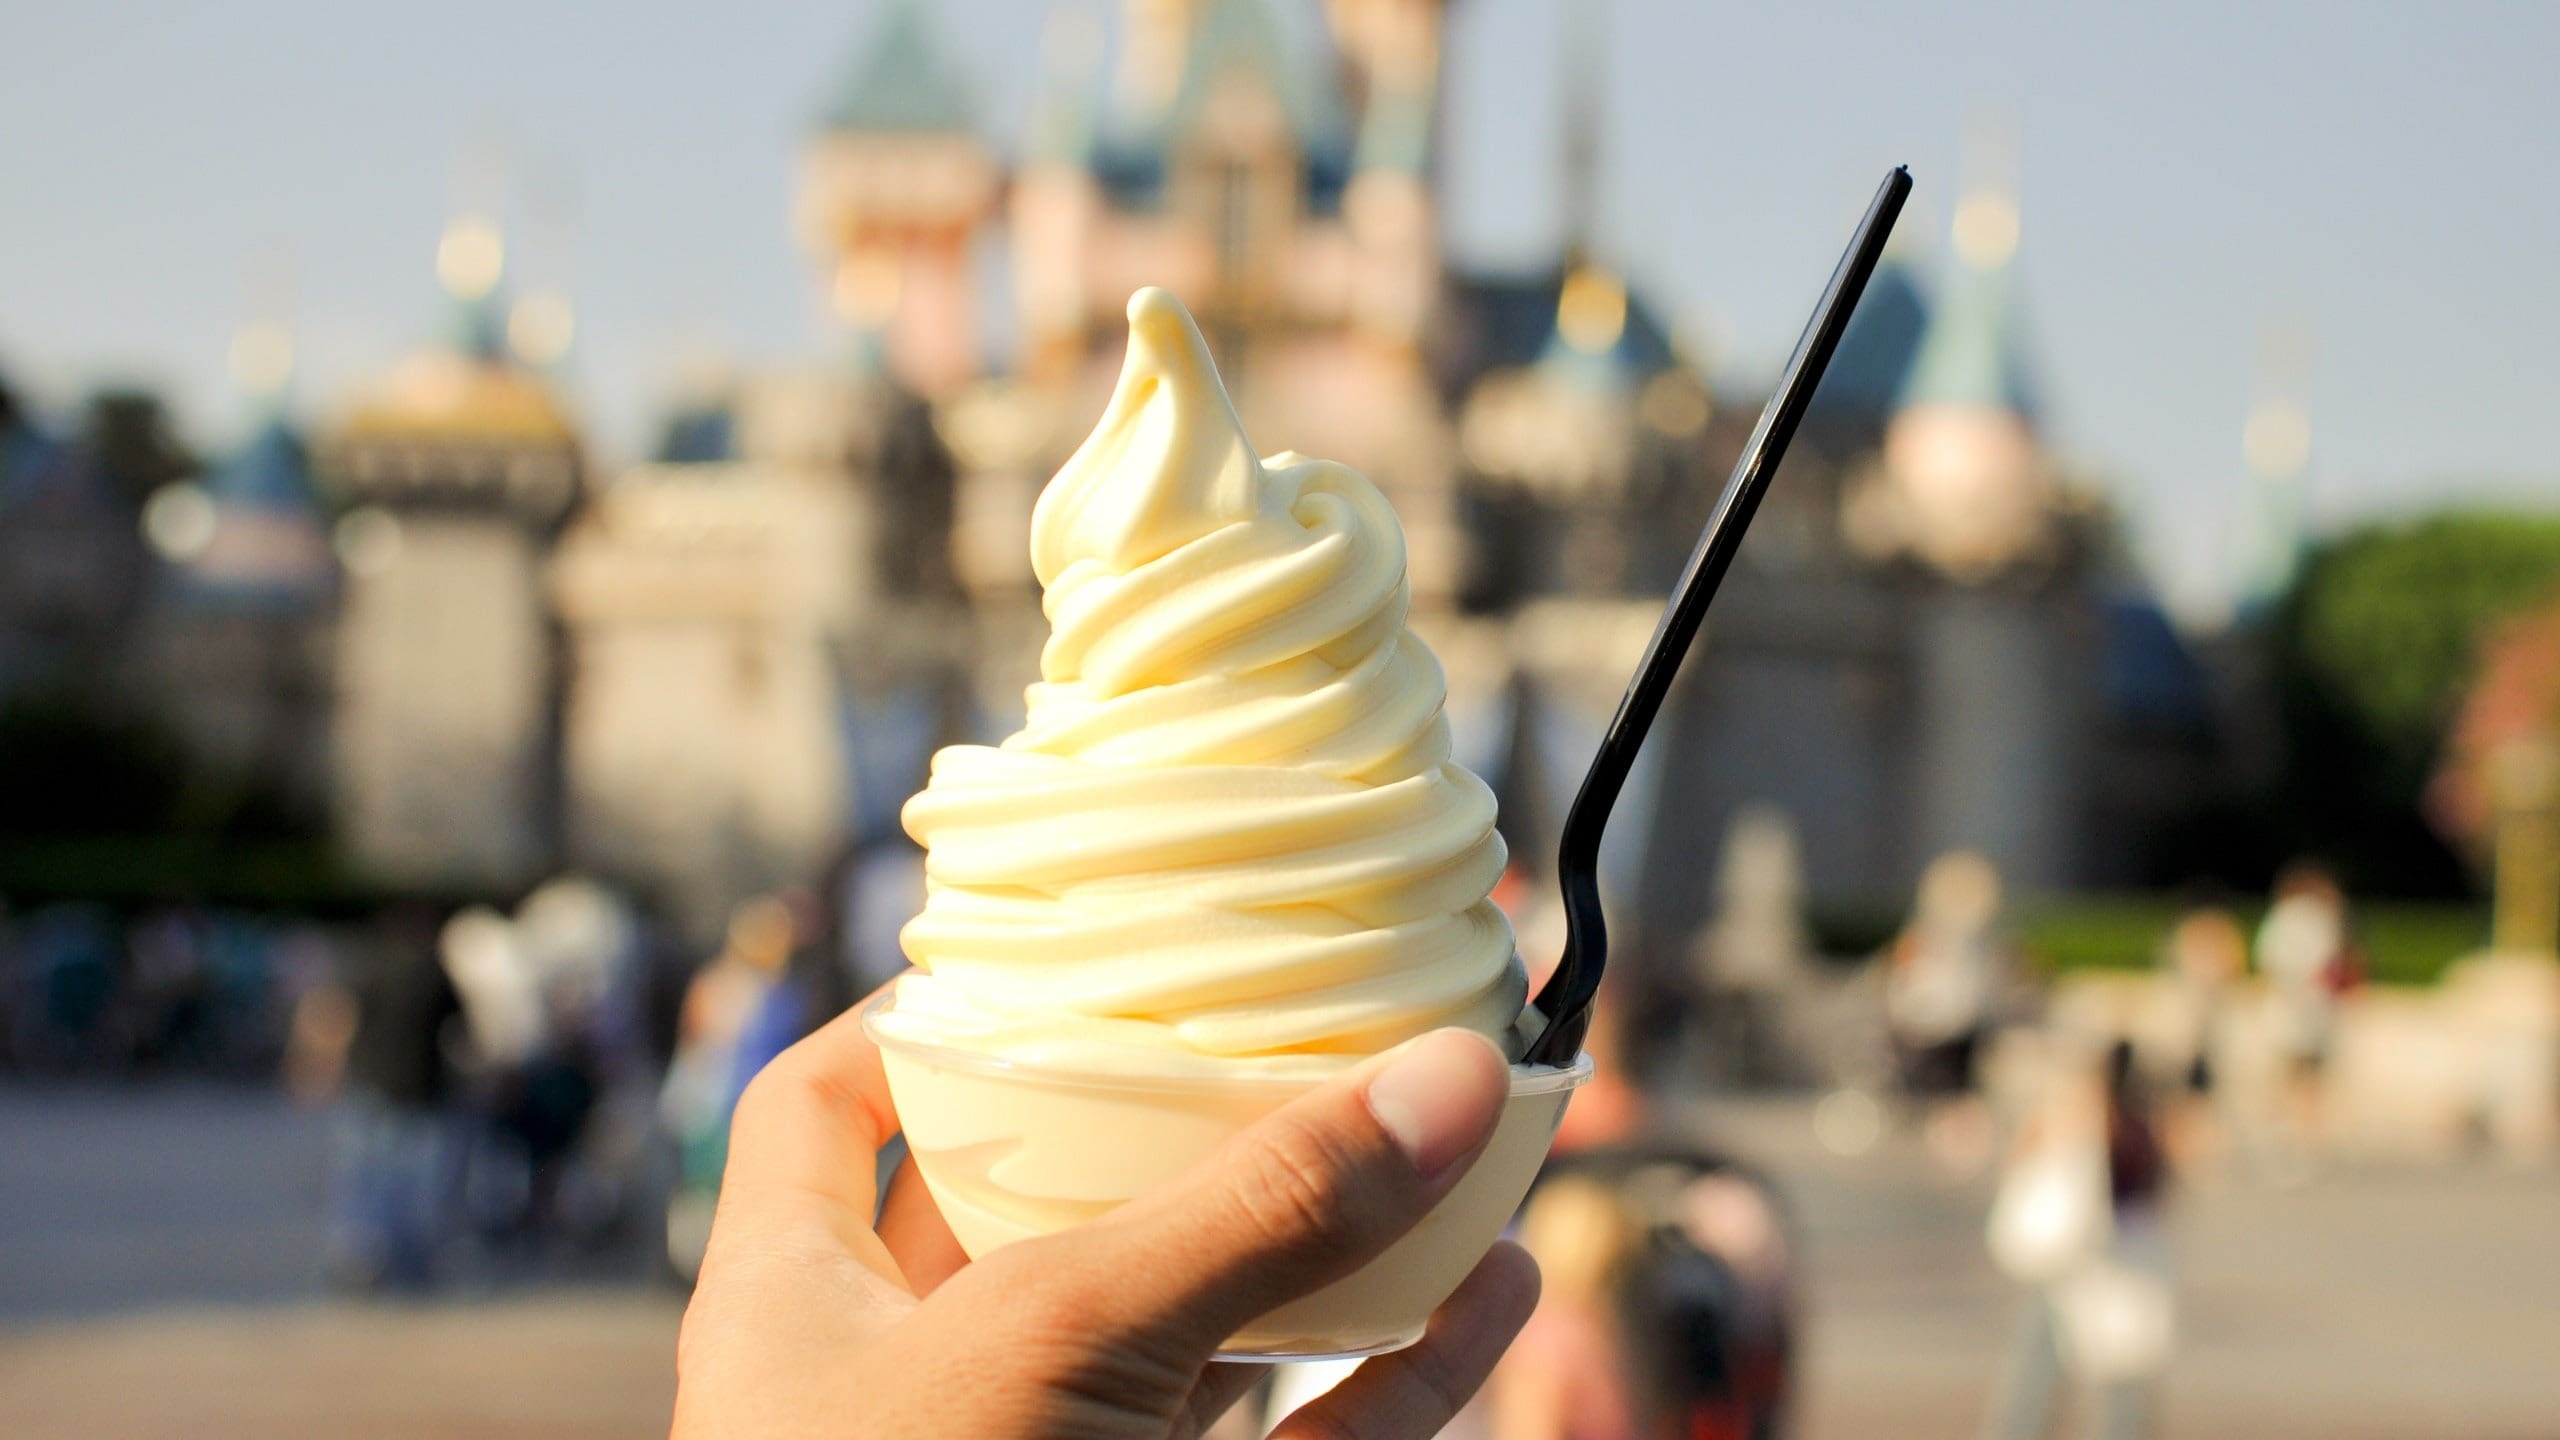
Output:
4,0,2557,621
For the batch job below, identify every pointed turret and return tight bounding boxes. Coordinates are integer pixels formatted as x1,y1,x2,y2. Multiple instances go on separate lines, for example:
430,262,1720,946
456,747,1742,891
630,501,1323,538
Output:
328,212,580,511
1874,180,2053,582
1896,189,2036,422
320,209,581,893
1325,0,1448,121
1014,5,1111,376
166,420,333,608
1808,244,1927,430
1165,0,1348,155
1025,3,1104,168
1342,0,1439,346
799,0,997,396
434,212,512,363
819,0,976,134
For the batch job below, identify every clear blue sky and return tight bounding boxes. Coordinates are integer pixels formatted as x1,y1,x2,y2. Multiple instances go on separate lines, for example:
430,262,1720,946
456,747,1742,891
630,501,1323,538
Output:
5,0,2556,619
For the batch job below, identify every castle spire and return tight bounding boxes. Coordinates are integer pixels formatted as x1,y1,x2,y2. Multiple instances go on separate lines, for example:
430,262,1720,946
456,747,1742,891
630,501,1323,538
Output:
802,0,996,396
506,172,579,372
2232,317,2313,619
435,210,509,362
1558,0,1605,265
1026,3,1104,166
1899,126,2033,423
228,254,298,412
1873,118,2049,582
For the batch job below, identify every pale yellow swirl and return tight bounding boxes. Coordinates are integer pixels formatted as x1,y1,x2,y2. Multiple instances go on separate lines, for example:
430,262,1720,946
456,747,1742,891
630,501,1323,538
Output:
884,288,1524,1075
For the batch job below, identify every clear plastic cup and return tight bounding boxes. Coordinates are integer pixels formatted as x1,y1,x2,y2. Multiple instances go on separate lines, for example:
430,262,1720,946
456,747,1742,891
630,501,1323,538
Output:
866,1001,1592,1361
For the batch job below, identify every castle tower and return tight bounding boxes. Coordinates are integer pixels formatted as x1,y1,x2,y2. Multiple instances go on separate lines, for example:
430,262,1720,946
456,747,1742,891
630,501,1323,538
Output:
1875,178,2049,582
0,369,151,706
150,313,333,607
1873,172,2088,890
1116,0,1204,118
319,212,581,892
1324,0,1446,116
1013,5,1110,381
138,310,336,816
1162,0,1346,330
1449,0,1703,602
1341,0,1444,347
798,0,999,398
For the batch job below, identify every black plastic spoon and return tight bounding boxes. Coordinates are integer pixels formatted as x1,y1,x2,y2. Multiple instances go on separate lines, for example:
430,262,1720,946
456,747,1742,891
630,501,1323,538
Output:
1520,165,1913,1069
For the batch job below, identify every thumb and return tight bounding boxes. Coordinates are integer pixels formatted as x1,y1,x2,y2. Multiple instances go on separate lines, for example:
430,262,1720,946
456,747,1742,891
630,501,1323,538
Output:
1068,1028,1512,1355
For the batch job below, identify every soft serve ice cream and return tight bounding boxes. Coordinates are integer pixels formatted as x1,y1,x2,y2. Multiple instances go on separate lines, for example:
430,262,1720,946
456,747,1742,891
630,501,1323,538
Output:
878,287,1527,1075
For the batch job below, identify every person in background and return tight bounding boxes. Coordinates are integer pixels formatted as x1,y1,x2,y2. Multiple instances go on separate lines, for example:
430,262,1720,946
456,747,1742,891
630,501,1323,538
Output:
514,878,659,1244
1692,806,1815,1086
1981,1042,2173,1440
440,906,547,1077
2253,862,2358,1170
1884,851,2012,1173
1553,981,1646,1156
324,901,462,1292
1491,1174,1648,1440
2154,897,2248,1170
837,838,929,998
659,895,800,1279
1489,975,1800,1440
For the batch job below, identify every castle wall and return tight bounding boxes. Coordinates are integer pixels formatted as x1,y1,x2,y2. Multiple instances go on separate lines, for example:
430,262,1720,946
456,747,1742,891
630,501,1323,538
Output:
1909,585,2091,893
1633,572,1913,939
334,515,554,891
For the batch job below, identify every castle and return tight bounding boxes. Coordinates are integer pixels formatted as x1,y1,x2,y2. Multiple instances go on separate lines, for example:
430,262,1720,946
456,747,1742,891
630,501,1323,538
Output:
2,0,2223,970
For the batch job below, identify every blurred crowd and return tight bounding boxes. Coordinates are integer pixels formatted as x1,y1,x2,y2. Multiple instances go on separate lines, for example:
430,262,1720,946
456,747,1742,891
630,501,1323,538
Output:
0,820,2440,1439
1234,828,2384,1440
0,841,930,1296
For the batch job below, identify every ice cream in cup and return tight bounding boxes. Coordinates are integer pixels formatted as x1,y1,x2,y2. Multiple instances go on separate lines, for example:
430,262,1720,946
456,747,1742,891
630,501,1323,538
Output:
869,286,1586,1359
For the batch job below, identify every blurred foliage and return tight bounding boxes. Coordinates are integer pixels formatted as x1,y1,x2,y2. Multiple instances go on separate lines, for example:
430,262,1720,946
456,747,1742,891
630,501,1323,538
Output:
1805,902,1904,961
0,700,194,836
0,698,355,910
0,835,379,913
2269,511,2560,896
2016,893,2487,988
77,387,198,507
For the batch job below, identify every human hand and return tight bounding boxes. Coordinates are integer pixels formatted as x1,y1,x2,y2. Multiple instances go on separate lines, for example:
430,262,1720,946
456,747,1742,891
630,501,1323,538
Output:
671,986,1539,1438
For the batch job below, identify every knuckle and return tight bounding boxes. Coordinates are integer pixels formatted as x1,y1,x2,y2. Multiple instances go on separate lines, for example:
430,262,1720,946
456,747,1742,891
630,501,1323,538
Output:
1228,1111,1370,1263
734,1057,861,1138
1400,1333,1474,1419
1273,1408,1364,1440
727,1062,797,1132
962,1240,1202,1417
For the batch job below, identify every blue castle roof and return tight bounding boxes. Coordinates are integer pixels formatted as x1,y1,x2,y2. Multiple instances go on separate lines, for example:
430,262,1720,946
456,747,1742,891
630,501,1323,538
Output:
655,400,738,465
0,398,77,511
1898,258,2037,423
1093,0,1356,214
821,0,975,135
1166,0,1349,154
203,412,318,515
1352,75,1435,177
1811,255,1929,423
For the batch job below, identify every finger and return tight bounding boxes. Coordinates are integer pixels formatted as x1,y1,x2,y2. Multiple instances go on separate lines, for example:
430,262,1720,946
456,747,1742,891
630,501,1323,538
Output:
1074,1027,1511,1354
713,981,906,1278
878,1156,969,1295
1175,1362,1271,1440
1268,1241,1540,1440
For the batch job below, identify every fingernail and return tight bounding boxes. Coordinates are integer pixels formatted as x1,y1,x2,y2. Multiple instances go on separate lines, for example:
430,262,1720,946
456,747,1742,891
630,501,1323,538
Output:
1365,1030,1507,1182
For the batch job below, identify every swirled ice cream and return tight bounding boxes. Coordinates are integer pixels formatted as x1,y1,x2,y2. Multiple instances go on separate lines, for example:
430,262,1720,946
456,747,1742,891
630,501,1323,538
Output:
881,287,1525,1075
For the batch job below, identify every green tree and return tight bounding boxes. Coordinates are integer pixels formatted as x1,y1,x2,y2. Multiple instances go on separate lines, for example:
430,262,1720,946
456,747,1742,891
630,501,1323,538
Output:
2272,510,2560,895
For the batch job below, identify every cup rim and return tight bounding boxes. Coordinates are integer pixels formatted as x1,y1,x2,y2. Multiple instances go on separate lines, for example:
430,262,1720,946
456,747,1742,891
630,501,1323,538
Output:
862,985,1594,1098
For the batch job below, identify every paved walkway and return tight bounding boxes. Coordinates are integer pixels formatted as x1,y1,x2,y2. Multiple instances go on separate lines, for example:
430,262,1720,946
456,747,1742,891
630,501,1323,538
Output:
1699,1098,2560,1440
2,1085,2554,1437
